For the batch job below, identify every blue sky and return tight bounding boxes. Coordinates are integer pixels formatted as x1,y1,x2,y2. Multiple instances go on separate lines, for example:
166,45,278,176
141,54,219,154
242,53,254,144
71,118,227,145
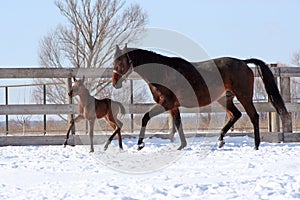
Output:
0,0,299,120
0,1,299,66
133,0,300,64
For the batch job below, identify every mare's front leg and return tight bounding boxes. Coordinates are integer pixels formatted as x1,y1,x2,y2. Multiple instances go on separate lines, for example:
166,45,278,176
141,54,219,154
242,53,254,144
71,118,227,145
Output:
137,104,166,150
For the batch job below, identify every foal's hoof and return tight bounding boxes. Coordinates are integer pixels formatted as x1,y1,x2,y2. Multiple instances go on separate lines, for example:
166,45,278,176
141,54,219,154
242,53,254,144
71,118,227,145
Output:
217,140,225,148
103,146,108,151
137,142,145,151
63,140,68,147
104,141,111,151
254,146,259,150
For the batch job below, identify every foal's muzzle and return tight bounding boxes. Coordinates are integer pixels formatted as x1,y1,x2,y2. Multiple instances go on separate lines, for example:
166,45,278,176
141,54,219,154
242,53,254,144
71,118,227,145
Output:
68,91,73,97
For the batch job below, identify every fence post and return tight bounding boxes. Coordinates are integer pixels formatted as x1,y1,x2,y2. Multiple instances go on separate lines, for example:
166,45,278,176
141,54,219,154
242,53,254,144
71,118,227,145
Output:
67,78,75,135
130,80,134,133
5,87,8,135
280,72,292,137
43,84,47,135
268,64,280,133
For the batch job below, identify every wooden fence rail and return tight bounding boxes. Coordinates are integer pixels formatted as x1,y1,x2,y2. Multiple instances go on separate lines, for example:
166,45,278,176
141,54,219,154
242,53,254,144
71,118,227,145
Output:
0,66,299,78
0,102,299,115
0,65,300,145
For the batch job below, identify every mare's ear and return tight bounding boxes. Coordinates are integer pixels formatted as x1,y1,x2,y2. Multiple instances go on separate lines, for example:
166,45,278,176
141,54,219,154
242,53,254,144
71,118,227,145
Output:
115,44,121,58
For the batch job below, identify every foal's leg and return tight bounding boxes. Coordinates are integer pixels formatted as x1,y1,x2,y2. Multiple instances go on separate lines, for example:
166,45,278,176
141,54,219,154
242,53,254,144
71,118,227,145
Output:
216,93,242,148
64,115,84,147
103,121,121,151
168,113,176,142
88,119,95,152
116,119,123,150
170,108,187,150
103,113,124,151
137,104,166,150
64,122,75,147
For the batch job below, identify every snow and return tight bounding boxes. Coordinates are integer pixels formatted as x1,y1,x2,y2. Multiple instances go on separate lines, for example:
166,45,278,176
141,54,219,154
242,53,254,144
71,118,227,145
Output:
1,135,300,199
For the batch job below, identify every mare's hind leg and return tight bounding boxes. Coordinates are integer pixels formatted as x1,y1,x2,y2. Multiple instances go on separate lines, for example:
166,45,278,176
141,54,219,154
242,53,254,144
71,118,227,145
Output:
170,107,187,150
217,92,242,148
238,98,260,150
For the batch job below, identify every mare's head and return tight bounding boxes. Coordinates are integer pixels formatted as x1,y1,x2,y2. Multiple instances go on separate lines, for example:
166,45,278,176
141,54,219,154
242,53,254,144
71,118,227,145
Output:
68,76,85,97
112,44,133,89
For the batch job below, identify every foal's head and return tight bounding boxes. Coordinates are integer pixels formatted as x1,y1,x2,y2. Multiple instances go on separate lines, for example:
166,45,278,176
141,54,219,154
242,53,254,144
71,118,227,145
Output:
68,76,85,97
112,44,133,89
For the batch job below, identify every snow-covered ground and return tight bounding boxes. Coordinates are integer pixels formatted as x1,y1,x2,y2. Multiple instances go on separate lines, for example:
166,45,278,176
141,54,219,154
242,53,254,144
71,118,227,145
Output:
1,135,300,199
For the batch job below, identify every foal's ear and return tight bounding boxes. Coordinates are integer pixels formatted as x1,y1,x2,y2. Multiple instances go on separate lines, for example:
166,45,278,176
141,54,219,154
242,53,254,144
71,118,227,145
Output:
82,75,85,83
125,43,128,49
73,77,77,82
116,44,120,51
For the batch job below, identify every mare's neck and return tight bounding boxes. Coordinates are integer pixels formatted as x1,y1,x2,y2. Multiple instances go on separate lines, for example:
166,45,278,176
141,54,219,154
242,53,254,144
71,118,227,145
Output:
129,49,172,67
128,49,174,84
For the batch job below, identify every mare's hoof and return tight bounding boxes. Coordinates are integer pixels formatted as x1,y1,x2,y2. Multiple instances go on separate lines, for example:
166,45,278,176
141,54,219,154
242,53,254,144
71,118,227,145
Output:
217,140,225,148
177,143,187,150
137,142,145,151
177,146,185,150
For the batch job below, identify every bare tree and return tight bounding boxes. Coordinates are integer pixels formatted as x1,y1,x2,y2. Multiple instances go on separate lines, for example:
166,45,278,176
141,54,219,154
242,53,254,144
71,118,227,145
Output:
16,115,32,135
292,50,300,66
34,0,148,120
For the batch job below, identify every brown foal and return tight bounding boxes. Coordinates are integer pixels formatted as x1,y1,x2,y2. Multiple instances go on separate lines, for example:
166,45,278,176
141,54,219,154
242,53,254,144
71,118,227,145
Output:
64,77,125,152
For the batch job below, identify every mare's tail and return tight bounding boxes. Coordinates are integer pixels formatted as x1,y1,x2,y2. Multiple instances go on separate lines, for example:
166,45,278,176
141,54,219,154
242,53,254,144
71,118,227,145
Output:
244,58,291,131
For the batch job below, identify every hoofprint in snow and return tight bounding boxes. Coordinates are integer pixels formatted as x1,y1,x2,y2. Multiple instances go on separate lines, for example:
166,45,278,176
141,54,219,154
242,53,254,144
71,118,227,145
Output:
1,135,300,199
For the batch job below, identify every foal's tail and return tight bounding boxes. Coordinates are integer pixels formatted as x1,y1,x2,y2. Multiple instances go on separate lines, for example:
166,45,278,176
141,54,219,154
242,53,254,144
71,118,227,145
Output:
114,101,126,115
244,59,291,126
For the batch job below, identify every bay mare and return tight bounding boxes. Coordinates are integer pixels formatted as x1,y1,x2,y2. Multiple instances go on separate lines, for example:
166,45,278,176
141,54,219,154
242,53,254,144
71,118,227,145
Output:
64,77,125,152
112,45,291,150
